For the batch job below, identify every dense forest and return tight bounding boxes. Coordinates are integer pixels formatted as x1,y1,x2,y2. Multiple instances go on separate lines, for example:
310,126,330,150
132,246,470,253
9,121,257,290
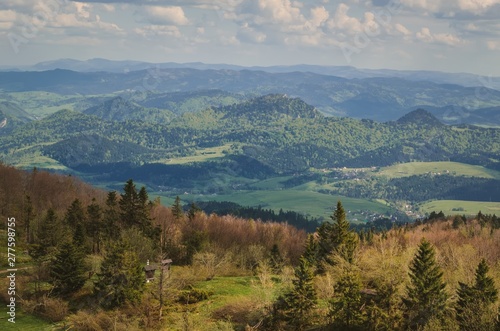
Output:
1,164,500,330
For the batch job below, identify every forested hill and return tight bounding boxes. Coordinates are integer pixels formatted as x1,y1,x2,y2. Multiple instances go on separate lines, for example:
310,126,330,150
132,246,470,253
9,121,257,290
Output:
2,68,500,124
1,94,499,175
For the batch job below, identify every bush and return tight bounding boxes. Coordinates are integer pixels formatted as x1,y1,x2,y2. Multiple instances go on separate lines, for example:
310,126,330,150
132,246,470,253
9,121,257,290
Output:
178,286,210,304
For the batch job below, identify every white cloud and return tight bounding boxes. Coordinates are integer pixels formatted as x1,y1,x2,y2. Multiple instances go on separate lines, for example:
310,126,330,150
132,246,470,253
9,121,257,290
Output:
394,23,411,36
134,25,182,38
237,22,267,43
142,6,190,26
487,40,500,50
416,27,462,46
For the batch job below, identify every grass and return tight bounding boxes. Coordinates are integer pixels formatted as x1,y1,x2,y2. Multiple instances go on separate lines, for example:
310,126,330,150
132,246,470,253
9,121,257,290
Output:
375,161,500,179
12,153,71,172
0,306,55,331
183,189,391,221
418,200,500,216
157,144,232,165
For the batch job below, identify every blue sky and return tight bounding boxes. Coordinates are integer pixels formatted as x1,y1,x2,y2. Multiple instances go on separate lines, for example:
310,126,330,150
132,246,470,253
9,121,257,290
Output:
1,0,500,75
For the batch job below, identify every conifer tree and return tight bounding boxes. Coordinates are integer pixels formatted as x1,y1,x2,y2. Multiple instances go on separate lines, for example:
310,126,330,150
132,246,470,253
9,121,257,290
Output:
65,199,86,227
403,238,448,330
94,240,145,309
172,196,184,221
188,202,201,220
329,268,366,330
303,234,318,266
50,242,87,296
104,191,120,240
282,257,317,330
456,259,498,330
31,208,66,259
317,201,358,272
87,199,103,254
120,179,139,227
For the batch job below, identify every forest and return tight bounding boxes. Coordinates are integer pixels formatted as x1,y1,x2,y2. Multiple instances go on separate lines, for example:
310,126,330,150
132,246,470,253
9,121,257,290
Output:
1,163,500,330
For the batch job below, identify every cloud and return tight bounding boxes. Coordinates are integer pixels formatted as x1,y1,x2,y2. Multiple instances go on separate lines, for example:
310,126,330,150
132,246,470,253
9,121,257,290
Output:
416,27,462,46
487,40,500,50
134,25,182,38
141,6,190,26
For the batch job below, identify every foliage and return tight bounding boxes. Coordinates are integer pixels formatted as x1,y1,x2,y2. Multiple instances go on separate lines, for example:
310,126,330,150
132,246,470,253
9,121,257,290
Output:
316,201,358,271
275,257,317,331
49,242,87,297
329,267,366,330
403,238,449,330
94,240,145,309
456,259,498,331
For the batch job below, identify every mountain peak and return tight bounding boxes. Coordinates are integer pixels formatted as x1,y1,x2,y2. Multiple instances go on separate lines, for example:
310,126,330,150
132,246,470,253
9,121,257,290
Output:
397,108,444,127
220,94,321,120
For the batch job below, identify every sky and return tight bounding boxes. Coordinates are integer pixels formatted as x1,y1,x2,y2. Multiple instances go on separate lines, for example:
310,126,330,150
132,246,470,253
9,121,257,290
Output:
1,0,500,75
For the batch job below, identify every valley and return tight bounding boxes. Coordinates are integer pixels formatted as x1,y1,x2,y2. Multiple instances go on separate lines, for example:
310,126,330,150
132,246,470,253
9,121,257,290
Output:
2,68,500,226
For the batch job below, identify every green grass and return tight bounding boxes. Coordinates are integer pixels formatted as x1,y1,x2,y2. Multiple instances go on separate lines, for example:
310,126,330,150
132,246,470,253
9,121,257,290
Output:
0,306,55,331
184,189,391,220
419,200,500,216
196,276,256,299
157,144,232,165
375,161,500,179
248,176,292,190
12,153,71,172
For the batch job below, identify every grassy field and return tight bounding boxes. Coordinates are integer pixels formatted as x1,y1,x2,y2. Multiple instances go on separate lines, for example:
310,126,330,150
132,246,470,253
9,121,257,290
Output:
419,200,500,216
375,161,500,179
175,189,392,221
11,152,71,172
0,306,55,331
156,144,232,165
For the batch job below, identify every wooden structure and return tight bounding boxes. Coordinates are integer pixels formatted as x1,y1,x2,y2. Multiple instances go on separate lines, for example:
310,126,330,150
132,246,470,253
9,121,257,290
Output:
143,259,173,283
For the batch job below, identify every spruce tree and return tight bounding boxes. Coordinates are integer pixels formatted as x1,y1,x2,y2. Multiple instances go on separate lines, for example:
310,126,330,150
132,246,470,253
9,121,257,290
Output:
104,191,120,240
172,196,184,221
317,201,358,272
94,240,145,309
120,179,139,227
65,199,86,227
329,268,366,330
403,238,448,330
188,202,201,220
87,199,103,254
303,234,318,266
282,257,317,330
50,242,87,297
456,259,498,330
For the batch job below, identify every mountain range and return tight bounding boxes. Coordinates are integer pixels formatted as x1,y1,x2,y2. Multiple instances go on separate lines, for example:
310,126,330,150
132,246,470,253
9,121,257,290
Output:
1,66,500,125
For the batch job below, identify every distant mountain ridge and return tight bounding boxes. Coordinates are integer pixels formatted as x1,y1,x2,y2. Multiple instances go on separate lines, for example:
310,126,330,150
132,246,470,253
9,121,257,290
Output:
7,58,500,90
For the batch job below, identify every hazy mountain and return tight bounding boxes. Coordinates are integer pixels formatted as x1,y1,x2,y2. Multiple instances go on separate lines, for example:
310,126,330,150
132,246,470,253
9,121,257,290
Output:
2,68,500,124
18,59,500,90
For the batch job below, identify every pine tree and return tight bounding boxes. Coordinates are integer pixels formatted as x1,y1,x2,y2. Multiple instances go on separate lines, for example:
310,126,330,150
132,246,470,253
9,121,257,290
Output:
120,179,139,227
172,196,184,221
94,240,145,309
187,202,201,220
282,257,317,330
329,268,366,330
303,234,318,266
50,242,87,297
31,208,66,260
456,259,498,330
403,238,448,330
317,201,358,272
104,191,120,240
65,199,86,227
87,199,103,254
